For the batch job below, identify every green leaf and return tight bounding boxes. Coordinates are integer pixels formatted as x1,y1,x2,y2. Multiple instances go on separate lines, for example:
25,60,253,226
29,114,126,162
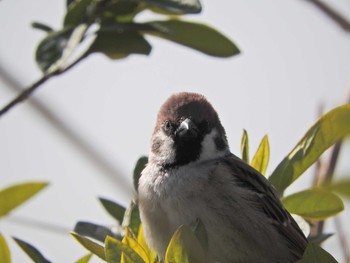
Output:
297,242,337,263
165,225,208,263
13,237,51,263
240,129,249,163
0,233,11,263
74,221,118,242
99,197,126,224
143,0,201,14
269,104,350,194
281,188,344,220
251,135,270,175
327,179,350,198
71,232,106,260
0,182,48,217
64,0,93,26
75,253,93,263
133,156,148,192
89,29,151,59
145,19,240,58
123,201,141,236
35,27,73,72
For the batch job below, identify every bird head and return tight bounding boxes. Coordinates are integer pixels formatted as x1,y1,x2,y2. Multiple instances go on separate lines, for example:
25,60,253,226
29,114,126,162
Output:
149,92,229,168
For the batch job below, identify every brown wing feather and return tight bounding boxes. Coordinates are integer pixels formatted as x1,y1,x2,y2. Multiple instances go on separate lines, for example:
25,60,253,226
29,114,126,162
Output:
222,153,308,258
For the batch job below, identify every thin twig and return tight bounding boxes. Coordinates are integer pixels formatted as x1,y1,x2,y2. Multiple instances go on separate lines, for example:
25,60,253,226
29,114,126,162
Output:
306,0,350,32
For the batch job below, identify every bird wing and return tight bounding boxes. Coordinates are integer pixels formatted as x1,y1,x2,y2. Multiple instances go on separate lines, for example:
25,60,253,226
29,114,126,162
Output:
221,153,308,258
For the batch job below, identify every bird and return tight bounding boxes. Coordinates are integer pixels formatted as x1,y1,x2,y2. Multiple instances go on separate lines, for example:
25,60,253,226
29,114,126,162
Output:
138,92,308,263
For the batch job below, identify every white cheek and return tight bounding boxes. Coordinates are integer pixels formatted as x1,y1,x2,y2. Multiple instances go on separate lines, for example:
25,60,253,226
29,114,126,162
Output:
149,131,176,164
198,129,228,162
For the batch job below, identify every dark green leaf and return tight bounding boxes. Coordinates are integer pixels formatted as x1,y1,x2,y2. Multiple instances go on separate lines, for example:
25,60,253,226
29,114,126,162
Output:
0,182,48,217
308,233,334,245
281,188,344,220
251,135,270,175
13,237,51,263
269,104,350,194
99,197,126,224
35,28,73,72
133,156,148,192
0,233,11,263
64,0,94,26
31,22,54,33
145,19,240,57
297,242,337,263
89,29,151,59
240,129,249,163
143,0,201,14
122,201,141,236
102,1,143,23
71,232,106,260
75,253,93,263
165,225,209,263
74,221,119,242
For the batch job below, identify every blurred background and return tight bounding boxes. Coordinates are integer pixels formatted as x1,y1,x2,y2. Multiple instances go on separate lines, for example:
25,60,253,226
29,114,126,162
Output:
0,0,350,262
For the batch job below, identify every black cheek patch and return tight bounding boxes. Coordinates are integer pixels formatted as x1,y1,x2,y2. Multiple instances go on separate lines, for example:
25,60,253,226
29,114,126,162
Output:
214,135,227,151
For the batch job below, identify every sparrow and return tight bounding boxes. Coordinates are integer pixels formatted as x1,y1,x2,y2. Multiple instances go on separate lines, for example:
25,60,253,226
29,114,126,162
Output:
138,92,307,263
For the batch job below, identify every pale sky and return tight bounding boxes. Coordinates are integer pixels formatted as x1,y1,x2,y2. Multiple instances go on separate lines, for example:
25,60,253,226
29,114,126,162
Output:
1,0,350,262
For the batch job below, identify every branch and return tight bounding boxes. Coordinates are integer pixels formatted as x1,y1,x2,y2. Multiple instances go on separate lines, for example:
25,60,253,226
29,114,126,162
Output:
0,53,86,118
306,0,350,32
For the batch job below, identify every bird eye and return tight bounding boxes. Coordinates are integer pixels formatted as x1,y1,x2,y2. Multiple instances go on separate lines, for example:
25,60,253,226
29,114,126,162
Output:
164,120,172,131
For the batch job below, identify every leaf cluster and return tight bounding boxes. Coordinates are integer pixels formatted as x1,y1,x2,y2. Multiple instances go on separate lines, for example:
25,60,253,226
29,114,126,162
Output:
34,0,239,74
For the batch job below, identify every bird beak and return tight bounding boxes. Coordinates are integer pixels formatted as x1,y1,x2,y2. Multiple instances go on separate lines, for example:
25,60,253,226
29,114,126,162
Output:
175,118,199,139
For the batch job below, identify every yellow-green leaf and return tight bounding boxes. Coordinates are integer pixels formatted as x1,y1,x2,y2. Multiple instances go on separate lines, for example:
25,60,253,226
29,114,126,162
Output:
75,253,93,263
165,225,209,263
71,232,106,260
251,135,270,175
297,242,337,263
145,20,239,58
0,182,48,217
240,129,249,163
105,235,145,263
281,188,344,220
269,104,350,194
105,236,122,263
327,179,350,198
122,229,148,263
137,225,157,263
0,233,11,263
